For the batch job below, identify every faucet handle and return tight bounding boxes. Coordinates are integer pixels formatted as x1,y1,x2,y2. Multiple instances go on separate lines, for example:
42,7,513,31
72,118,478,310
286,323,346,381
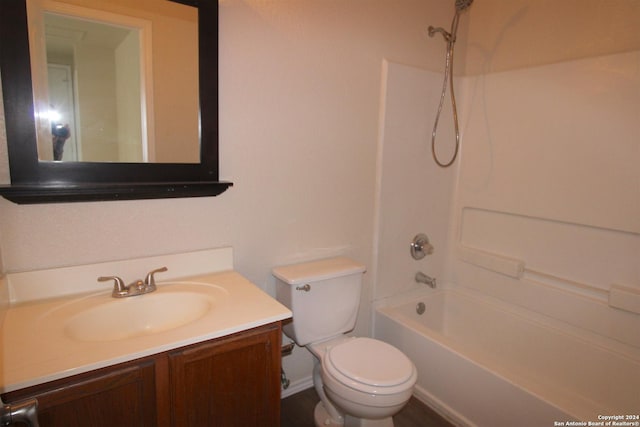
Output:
98,276,127,297
1,397,39,427
144,267,168,290
410,233,435,260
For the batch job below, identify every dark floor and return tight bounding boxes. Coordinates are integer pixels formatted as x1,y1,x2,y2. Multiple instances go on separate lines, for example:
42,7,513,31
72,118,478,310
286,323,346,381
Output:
281,387,456,427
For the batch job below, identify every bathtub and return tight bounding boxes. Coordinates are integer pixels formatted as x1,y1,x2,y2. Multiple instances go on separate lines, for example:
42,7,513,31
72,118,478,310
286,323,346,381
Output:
374,287,640,427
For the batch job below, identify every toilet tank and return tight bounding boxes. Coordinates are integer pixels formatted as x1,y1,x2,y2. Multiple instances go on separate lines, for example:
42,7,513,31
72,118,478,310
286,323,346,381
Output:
273,257,366,346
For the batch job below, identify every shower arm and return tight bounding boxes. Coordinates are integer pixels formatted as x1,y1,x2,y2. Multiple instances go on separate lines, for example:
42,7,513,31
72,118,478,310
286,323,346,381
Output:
428,11,462,45
428,26,453,43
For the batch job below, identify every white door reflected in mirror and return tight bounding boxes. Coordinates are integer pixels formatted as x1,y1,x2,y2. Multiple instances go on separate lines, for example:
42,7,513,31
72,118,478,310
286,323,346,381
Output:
47,63,78,161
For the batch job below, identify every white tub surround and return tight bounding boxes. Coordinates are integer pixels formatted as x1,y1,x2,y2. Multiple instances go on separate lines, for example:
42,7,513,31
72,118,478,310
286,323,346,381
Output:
374,287,640,427
1,248,292,393
609,284,640,315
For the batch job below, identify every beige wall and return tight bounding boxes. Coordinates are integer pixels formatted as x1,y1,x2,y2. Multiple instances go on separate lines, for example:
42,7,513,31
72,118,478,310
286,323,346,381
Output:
115,30,143,162
462,0,640,75
0,0,449,273
3,0,638,393
0,0,450,388
75,44,119,161
151,6,199,163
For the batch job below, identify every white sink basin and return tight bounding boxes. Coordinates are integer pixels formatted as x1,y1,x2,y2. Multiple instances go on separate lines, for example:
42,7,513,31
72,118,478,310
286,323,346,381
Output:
58,283,226,342
2,267,292,394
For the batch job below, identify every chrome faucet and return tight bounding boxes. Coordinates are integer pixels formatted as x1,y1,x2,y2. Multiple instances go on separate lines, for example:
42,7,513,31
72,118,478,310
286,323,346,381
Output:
98,267,168,298
415,271,436,288
144,266,167,293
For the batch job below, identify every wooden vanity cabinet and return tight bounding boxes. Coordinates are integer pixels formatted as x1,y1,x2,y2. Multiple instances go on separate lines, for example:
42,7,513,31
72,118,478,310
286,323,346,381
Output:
1,322,283,427
2,358,158,427
169,322,282,427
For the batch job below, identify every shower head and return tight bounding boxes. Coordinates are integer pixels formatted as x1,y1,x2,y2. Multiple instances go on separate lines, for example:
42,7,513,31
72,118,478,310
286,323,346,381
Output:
455,0,473,12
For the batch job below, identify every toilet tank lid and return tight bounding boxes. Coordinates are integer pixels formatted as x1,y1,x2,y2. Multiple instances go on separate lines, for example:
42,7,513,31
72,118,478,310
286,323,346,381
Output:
272,257,366,285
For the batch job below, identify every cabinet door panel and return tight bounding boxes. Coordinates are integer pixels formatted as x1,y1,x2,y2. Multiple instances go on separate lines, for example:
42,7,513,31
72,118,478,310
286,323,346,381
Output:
170,324,281,427
3,360,157,427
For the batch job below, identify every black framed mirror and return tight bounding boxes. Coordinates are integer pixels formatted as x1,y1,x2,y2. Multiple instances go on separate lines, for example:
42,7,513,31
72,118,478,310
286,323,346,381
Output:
0,0,231,203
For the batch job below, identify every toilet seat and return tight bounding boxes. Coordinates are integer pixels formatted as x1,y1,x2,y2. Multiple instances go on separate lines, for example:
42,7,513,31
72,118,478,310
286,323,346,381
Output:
322,337,416,395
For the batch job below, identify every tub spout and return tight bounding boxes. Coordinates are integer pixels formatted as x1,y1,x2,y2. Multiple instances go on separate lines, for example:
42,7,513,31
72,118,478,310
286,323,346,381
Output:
416,271,436,288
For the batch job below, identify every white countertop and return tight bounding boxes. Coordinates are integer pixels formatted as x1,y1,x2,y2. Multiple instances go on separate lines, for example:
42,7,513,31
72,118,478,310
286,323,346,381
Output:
1,270,292,393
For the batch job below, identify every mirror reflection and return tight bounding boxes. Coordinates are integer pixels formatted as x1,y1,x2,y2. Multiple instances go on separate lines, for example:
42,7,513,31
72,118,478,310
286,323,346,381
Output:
44,13,143,161
30,0,200,163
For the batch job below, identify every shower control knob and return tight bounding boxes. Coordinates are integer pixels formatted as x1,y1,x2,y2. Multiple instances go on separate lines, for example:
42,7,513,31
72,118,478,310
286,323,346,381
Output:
410,233,434,260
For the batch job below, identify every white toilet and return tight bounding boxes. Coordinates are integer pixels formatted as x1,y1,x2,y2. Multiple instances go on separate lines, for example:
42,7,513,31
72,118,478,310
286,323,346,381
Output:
274,257,417,427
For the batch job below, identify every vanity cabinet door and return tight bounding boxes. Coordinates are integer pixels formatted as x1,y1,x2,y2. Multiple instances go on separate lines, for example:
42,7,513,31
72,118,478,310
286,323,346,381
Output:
2,358,157,427
169,323,282,427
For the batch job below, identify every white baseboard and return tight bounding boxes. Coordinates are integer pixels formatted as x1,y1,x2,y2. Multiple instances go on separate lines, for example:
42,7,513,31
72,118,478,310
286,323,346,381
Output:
281,375,314,399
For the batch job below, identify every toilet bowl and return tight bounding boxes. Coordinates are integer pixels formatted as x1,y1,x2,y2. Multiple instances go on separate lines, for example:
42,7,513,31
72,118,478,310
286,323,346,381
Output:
310,337,417,427
273,257,417,427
